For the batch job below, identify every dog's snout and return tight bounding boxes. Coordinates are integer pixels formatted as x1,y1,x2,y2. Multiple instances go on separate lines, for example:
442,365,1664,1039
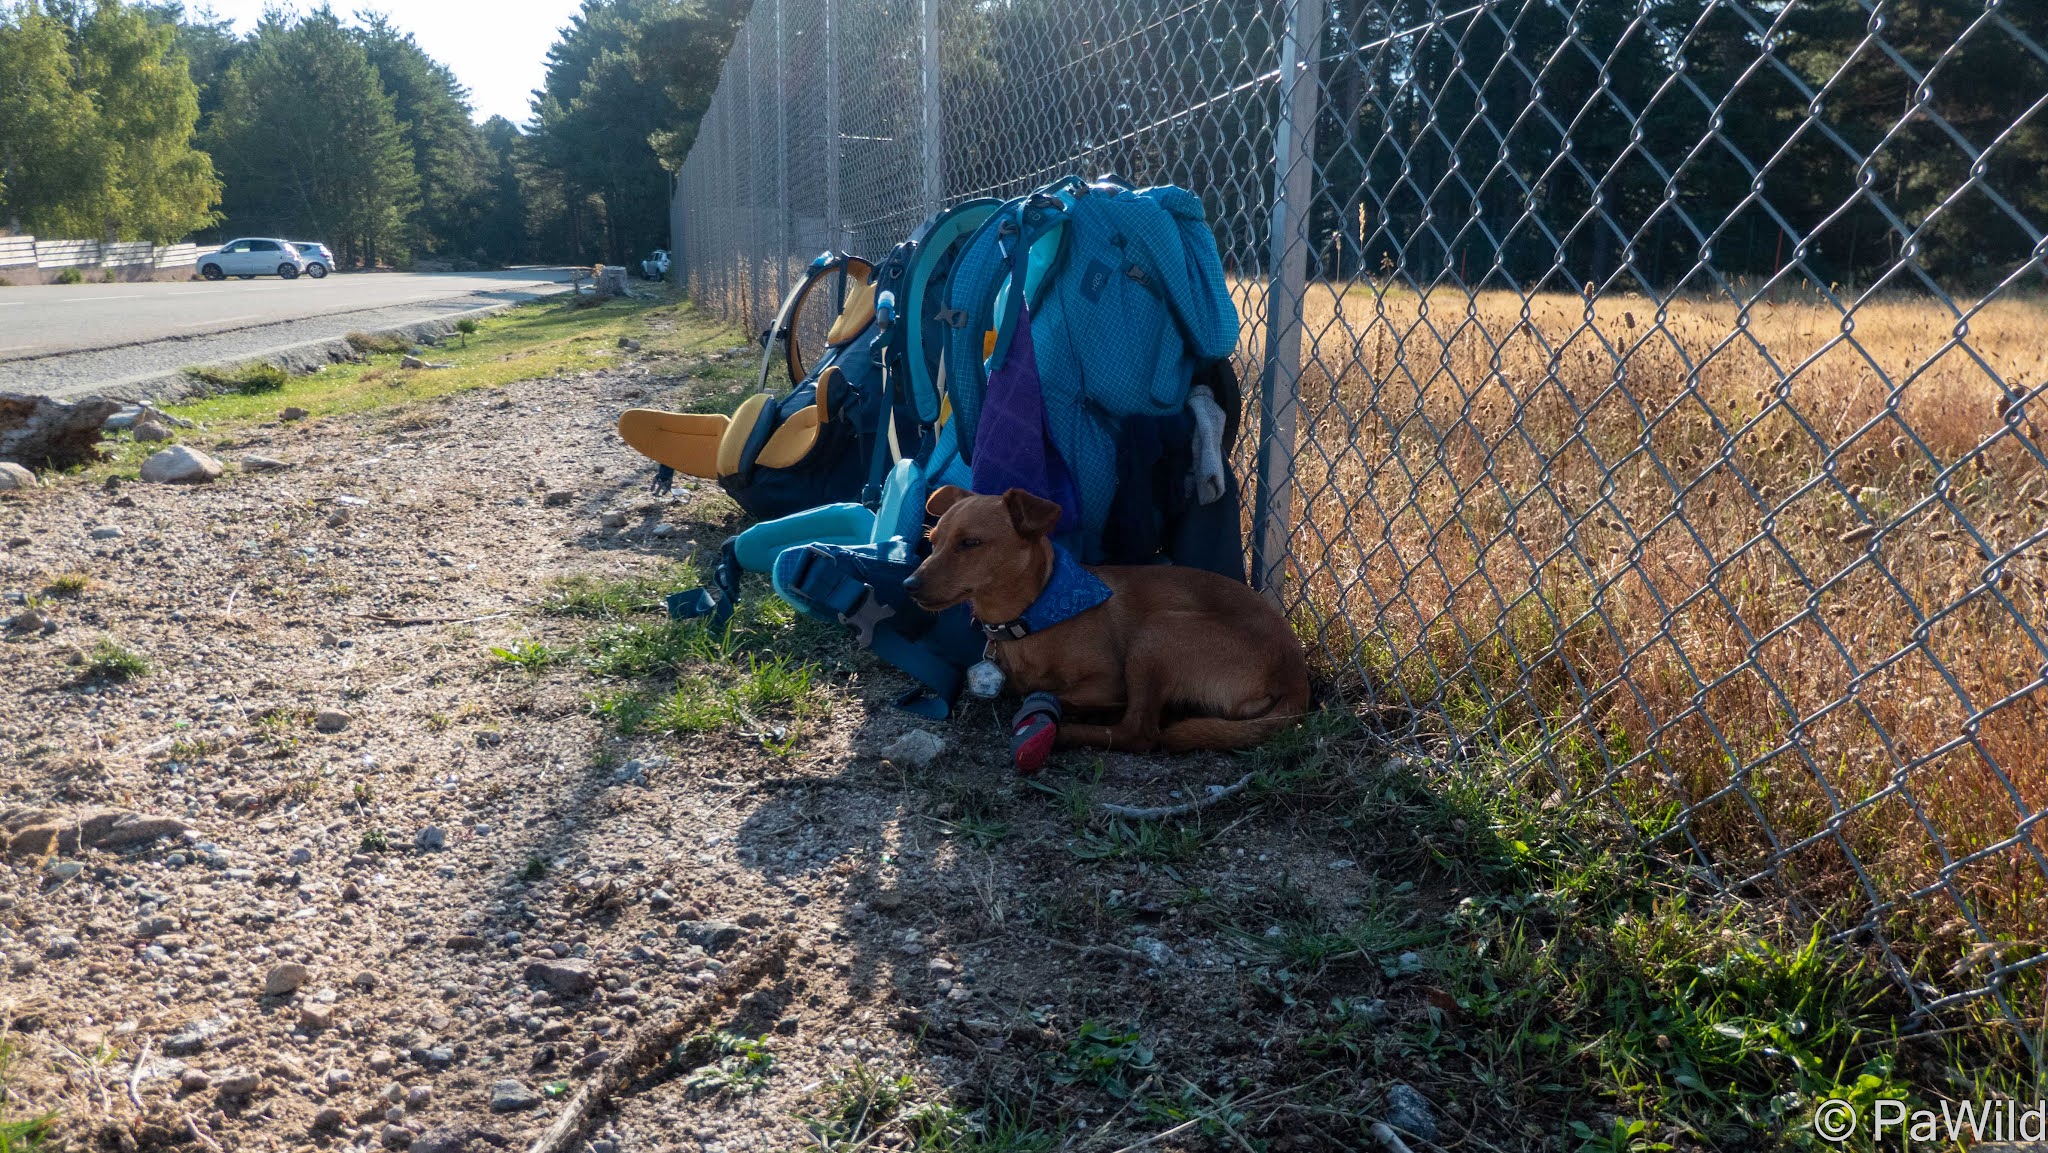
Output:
901,572,925,595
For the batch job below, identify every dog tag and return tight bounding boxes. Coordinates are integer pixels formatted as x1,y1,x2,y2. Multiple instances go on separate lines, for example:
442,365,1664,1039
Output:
965,660,1005,699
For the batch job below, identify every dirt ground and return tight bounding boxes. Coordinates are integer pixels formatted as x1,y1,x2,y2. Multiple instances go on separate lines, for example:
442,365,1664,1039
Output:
3,310,1922,1153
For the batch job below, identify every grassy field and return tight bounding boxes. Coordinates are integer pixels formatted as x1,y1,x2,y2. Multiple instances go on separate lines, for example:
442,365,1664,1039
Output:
1259,280,2048,1030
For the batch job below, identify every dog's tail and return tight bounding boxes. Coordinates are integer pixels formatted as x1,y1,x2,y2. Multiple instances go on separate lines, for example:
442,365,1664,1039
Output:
1156,714,1292,752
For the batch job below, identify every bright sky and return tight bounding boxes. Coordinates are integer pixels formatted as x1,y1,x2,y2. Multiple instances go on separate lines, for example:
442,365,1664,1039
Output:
195,1,588,126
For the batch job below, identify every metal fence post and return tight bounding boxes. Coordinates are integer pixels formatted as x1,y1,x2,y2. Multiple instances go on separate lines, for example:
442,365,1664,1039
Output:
823,0,842,252
774,0,790,303
920,0,943,215
1251,0,1323,604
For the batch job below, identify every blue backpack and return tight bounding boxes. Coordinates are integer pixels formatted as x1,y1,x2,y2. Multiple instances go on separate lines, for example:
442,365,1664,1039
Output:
943,176,1240,559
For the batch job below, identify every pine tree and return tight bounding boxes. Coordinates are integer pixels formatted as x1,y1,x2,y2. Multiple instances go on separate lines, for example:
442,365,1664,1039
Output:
207,7,418,266
355,14,490,259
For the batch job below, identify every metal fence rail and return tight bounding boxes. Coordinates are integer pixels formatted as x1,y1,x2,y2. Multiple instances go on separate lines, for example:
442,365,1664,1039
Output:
673,0,2048,1049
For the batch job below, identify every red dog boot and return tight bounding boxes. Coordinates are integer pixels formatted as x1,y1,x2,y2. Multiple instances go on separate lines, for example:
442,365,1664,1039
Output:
1009,692,1061,776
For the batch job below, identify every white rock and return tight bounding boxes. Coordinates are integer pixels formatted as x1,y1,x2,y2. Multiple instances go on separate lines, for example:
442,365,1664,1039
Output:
139,445,223,485
0,462,37,490
881,729,947,770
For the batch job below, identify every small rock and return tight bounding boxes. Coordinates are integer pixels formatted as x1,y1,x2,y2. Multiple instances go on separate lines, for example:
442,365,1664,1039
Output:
382,1122,414,1148
575,1049,609,1073
163,1015,230,1055
314,708,350,733
1384,1083,1439,1142
446,934,487,952
677,920,743,954
264,962,311,996
599,510,627,529
524,958,596,996
353,970,379,991
401,355,428,370
881,729,947,770
7,608,44,633
407,1086,433,1107
647,889,673,912
609,761,646,787
138,445,223,485
323,1067,353,1093
313,1106,346,1131
488,1079,539,1112
288,847,312,865
299,1003,334,1030
414,826,446,852
132,420,174,443
135,915,178,938
543,490,574,508
89,525,123,540
281,407,310,421
617,337,640,351
1132,936,1177,967
179,1068,212,1093
342,881,363,903
213,1067,261,1097
44,935,79,958
243,455,290,473
411,1127,470,1153
368,1050,395,1074
0,462,37,490
870,891,905,914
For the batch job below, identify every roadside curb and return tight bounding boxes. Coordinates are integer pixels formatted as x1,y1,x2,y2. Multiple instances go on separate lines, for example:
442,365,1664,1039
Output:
37,295,551,404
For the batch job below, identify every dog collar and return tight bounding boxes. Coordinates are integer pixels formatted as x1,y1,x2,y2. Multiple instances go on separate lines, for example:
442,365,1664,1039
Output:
975,543,1112,640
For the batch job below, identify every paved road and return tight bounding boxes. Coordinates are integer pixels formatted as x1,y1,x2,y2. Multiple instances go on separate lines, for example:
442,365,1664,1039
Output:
0,269,576,399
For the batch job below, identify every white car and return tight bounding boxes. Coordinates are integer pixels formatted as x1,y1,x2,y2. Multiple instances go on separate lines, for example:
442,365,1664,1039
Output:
289,241,334,278
641,249,670,280
198,238,306,281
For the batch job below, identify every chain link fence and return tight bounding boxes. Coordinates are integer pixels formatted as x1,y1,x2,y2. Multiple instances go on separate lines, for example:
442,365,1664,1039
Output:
673,0,2048,1048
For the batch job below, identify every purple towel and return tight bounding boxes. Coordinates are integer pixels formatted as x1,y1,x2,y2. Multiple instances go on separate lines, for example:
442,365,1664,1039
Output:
971,304,1081,533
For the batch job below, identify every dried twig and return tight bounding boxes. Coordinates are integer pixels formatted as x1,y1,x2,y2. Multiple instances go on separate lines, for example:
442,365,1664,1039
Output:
1098,771,1256,820
1045,938,1150,965
126,1040,151,1110
356,610,515,627
1371,1121,1417,1153
525,931,795,1153
184,1112,226,1153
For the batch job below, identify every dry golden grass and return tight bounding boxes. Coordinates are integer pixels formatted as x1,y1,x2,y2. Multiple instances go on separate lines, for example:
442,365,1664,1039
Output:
1255,280,2048,993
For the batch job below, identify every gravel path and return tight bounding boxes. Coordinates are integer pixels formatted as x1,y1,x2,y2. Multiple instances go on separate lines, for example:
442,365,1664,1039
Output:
0,337,1440,1153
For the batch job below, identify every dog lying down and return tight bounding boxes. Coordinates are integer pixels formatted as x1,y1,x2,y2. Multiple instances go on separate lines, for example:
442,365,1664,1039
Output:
904,486,1311,773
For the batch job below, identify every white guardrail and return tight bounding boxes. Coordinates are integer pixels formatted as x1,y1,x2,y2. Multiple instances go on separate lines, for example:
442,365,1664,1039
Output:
0,236,199,272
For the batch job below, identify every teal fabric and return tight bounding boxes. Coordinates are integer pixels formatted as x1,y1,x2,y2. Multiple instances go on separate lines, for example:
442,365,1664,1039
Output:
946,179,1239,557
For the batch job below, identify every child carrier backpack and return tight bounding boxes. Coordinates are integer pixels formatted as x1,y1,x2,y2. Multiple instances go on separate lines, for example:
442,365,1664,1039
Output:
663,202,999,633
617,252,893,522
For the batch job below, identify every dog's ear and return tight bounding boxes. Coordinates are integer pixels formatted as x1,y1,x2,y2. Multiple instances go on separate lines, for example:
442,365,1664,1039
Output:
1002,489,1062,539
926,485,972,519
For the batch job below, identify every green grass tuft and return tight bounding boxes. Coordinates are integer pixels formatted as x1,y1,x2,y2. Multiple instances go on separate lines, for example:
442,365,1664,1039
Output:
84,637,149,681
488,638,567,672
186,361,291,395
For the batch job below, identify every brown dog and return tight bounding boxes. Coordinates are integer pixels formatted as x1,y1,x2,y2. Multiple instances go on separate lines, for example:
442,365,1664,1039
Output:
903,486,1310,753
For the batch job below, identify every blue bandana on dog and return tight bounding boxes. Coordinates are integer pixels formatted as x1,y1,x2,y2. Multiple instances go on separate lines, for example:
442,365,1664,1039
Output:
977,543,1112,640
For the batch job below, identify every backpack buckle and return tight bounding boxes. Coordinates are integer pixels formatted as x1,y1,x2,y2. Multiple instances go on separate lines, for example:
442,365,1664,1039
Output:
931,307,966,328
